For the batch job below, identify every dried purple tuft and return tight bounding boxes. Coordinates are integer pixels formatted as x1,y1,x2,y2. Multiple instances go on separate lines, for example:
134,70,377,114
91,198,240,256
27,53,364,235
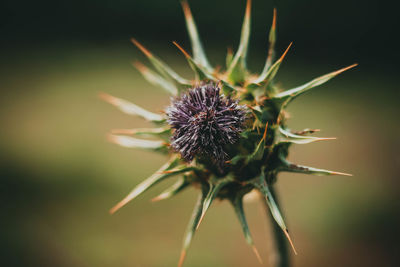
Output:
166,83,246,165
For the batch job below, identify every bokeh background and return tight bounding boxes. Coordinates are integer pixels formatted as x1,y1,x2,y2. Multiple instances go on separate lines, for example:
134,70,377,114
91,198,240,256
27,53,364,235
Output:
1,0,399,266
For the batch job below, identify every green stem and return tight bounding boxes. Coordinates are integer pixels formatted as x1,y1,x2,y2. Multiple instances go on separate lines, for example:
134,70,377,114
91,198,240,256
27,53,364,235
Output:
263,185,290,267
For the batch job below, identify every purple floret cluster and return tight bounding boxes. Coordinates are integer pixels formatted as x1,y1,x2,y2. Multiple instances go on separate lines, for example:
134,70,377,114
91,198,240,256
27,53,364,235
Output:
166,83,247,165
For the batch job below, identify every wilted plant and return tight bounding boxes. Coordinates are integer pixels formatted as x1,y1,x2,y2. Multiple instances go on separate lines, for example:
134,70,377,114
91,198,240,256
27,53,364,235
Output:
101,0,355,266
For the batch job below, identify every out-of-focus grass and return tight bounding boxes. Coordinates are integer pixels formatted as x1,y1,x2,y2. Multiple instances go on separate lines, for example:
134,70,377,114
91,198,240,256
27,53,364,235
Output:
0,42,398,267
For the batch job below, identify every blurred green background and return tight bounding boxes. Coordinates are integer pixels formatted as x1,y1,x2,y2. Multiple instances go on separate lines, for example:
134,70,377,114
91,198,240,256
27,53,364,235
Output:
1,0,399,266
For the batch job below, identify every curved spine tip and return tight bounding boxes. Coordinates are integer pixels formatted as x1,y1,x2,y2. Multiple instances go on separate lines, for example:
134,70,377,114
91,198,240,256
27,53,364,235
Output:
132,60,147,71
109,198,127,215
262,122,269,141
251,245,263,264
284,229,298,255
172,41,191,59
272,8,277,30
131,38,152,58
106,133,116,144
111,129,135,135
332,171,353,176
196,210,206,231
279,42,293,62
246,0,252,17
177,250,186,267
98,92,115,104
337,63,358,74
180,0,192,19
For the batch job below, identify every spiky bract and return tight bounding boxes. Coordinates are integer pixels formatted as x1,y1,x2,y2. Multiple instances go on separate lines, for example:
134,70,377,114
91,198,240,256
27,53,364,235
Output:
102,0,355,266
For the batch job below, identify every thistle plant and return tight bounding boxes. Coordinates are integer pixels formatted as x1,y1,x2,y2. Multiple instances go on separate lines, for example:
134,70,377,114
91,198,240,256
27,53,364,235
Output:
101,0,355,266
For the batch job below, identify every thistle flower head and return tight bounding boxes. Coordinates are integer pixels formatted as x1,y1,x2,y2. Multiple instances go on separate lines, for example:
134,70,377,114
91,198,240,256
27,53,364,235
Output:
102,0,356,266
167,82,246,165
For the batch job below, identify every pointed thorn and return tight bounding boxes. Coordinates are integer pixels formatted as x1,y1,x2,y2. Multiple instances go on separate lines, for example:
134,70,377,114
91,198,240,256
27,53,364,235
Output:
333,63,358,75
159,168,179,174
131,38,153,58
245,0,252,17
272,8,277,30
251,245,263,264
159,166,187,175
109,199,127,215
98,92,115,104
151,196,163,202
173,41,191,59
284,229,298,255
106,133,118,144
178,250,187,267
196,211,206,230
252,120,257,130
111,129,136,135
262,122,269,141
331,171,353,176
110,172,165,214
180,0,192,20
279,42,293,62
132,60,148,72
310,137,337,142
246,104,255,110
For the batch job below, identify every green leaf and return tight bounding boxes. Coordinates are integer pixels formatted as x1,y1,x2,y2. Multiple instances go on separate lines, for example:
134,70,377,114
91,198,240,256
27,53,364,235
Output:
111,127,170,139
173,41,211,81
229,155,246,165
277,139,333,145
196,177,232,230
253,172,297,254
109,156,181,214
258,9,277,81
230,192,263,263
220,80,241,95
273,64,357,107
226,47,234,69
252,42,292,86
247,105,263,121
247,123,268,162
99,92,164,122
170,43,240,93
280,160,352,176
151,176,190,202
278,126,335,144
178,183,209,267
107,134,165,150
131,38,191,91
293,128,321,135
227,0,252,84
180,0,212,71
133,61,178,95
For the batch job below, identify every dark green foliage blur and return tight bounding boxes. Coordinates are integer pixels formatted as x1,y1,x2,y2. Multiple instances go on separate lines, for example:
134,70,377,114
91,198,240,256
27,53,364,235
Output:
1,0,399,266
